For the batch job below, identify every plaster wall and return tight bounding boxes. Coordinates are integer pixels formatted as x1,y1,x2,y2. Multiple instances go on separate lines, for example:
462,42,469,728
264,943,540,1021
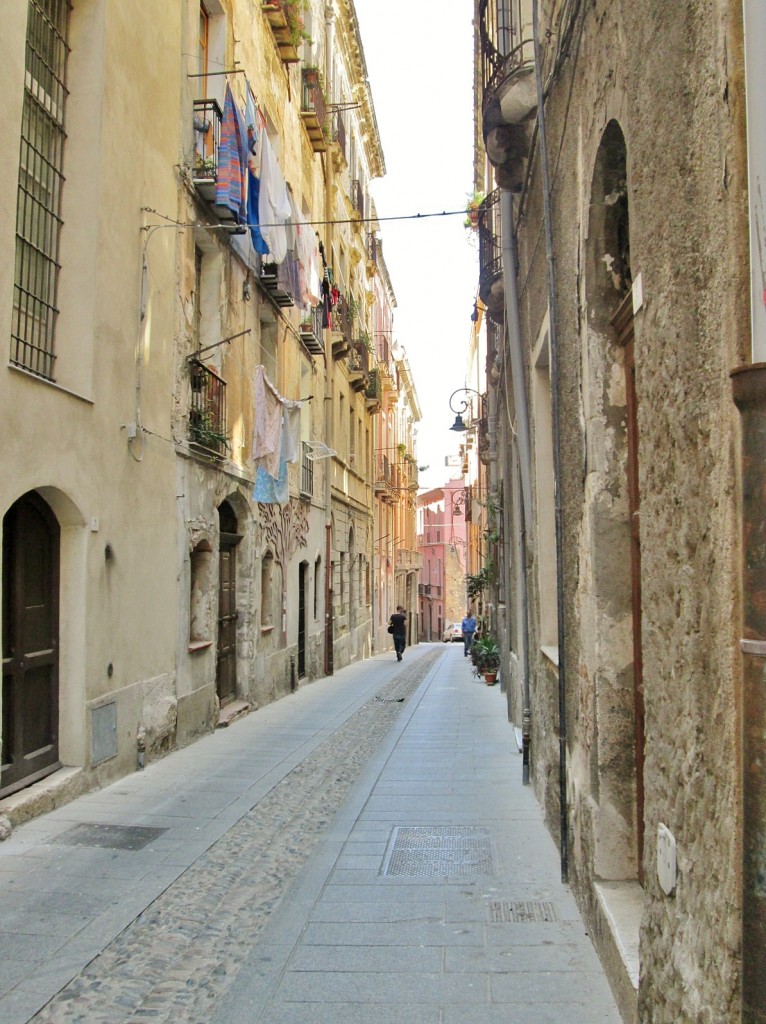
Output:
0,1,181,786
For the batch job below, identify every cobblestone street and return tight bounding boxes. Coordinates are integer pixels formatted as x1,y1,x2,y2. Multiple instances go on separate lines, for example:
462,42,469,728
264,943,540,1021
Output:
0,646,621,1023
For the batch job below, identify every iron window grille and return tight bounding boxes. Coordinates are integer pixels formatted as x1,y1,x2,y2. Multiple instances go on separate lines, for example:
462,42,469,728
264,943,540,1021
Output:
11,0,72,380
301,440,314,497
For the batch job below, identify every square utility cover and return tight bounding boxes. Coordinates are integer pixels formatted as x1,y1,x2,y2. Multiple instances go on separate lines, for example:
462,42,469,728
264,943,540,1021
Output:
382,826,494,878
50,823,167,851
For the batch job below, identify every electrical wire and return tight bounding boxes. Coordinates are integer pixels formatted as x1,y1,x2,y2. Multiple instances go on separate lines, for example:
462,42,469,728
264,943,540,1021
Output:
142,206,466,231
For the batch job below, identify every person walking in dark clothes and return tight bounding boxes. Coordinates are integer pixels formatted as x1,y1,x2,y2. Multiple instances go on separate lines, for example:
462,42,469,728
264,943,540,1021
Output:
389,606,407,662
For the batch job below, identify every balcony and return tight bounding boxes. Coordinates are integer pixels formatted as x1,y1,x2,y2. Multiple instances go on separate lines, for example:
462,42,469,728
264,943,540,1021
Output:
403,458,419,491
348,339,370,391
261,263,295,308
191,100,244,230
299,304,324,355
261,2,301,63
331,110,346,169
367,233,381,273
188,359,228,458
479,0,536,190
300,68,328,153
350,179,365,221
331,295,353,357
365,367,382,412
374,453,396,501
478,189,504,324
396,549,424,572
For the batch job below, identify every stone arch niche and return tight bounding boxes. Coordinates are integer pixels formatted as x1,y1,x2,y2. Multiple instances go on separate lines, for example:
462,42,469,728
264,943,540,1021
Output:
580,118,640,881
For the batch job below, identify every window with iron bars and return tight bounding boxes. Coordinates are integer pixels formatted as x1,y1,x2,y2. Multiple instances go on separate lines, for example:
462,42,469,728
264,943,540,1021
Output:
11,0,71,380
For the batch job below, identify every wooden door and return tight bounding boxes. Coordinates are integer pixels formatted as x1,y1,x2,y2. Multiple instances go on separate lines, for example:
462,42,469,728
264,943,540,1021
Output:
216,502,239,707
298,562,307,678
1,493,60,796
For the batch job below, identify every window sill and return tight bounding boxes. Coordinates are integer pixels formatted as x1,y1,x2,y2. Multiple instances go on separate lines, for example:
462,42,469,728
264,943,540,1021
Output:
261,624,274,634
540,645,559,667
188,640,213,654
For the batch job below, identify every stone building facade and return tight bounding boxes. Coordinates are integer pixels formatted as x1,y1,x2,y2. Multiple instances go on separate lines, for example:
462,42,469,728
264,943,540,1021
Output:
0,0,413,824
475,0,756,1021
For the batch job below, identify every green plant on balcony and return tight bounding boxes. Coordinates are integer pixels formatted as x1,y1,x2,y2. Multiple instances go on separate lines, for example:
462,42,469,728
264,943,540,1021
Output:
464,189,486,229
284,0,312,46
189,409,229,453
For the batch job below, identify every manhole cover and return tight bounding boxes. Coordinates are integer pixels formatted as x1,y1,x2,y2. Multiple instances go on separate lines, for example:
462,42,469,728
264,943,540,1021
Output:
50,824,167,851
382,826,494,877
488,900,558,922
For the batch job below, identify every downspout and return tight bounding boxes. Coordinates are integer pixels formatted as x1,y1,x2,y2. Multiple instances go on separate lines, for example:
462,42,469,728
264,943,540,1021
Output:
501,190,533,785
323,1,336,677
733,3,766,1019
532,0,569,882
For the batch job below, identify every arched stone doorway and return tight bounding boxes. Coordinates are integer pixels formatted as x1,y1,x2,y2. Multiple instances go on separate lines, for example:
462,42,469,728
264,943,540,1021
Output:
583,119,643,881
1,492,61,796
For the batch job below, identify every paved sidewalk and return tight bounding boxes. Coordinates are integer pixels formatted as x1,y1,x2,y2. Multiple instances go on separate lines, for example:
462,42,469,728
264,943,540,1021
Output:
0,644,621,1023
210,646,621,1024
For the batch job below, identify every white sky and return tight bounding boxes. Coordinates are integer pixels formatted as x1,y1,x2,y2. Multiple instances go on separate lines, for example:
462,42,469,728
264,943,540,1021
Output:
353,0,478,492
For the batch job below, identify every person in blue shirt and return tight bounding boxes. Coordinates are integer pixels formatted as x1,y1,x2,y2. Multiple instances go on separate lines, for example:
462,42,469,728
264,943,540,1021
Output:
461,612,477,657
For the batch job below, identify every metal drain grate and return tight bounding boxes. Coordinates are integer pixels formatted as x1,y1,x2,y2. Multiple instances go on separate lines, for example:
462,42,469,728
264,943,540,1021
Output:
382,826,494,877
373,696,406,703
50,823,167,851
488,900,559,923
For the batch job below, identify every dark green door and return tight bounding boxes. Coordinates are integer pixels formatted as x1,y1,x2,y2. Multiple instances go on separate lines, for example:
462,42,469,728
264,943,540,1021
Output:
2,492,60,796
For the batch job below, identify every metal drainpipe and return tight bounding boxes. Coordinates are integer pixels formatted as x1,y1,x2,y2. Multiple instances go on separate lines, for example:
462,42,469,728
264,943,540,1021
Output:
323,3,335,678
736,8,766,1015
501,190,533,784
518,455,532,786
532,0,569,883
731,366,766,1023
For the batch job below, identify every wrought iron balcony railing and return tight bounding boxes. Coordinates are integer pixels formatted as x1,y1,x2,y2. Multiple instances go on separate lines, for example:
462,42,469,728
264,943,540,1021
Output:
350,179,365,220
299,304,324,355
478,188,503,292
365,367,382,410
189,359,228,457
192,98,222,182
332,110,346,161
331,295,354,355
479,0,535,115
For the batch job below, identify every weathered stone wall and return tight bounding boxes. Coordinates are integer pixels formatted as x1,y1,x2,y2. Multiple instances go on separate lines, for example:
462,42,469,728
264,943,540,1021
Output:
514,1,748,1019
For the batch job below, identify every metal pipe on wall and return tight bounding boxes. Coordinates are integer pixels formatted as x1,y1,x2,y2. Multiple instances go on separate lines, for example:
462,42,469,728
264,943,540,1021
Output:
731,365,766,1024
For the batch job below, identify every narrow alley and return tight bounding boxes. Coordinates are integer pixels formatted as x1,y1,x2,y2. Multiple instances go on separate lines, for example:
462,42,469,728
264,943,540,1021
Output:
0,645,620,1024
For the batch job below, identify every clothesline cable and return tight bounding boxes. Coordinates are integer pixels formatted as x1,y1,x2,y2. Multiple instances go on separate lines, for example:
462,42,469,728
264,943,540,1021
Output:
141,207,466,231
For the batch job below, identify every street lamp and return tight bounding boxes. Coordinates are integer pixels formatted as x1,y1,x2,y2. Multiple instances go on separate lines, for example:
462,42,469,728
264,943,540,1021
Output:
448,388,482,432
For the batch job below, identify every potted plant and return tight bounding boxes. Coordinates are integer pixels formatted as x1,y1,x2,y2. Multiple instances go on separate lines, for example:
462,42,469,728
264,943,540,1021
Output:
472,635,500,685
464,190,486,229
